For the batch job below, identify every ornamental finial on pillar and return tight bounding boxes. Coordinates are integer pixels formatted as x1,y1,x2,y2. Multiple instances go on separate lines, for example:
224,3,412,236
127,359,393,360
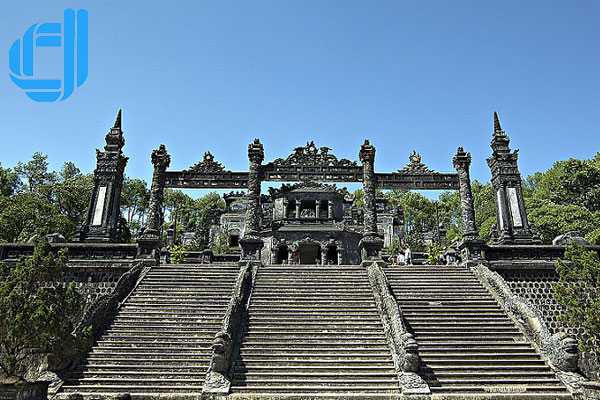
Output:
151,144,171,170
359,139,376,163
248,138,265,163
113,109,122,130
453,146,472,170
493,111,504,136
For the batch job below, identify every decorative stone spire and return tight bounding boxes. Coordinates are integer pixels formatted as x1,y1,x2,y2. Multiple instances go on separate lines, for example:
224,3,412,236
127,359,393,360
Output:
487,113,538,244
493,111,502,135
77,110,128,242
113,108,122,129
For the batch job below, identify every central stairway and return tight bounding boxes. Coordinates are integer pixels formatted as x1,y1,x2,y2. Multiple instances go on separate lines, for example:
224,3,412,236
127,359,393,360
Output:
61,264,239,398
385,265,571,398
231,265,400,397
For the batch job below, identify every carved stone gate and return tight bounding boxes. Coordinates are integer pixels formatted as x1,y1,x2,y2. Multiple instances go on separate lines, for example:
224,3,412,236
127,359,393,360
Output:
138,138,480,264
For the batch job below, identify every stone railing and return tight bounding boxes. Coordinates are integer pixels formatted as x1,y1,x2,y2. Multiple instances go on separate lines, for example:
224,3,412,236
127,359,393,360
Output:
365,262,430,395
0,242,139,266
471,263,589,394
203,262,257,394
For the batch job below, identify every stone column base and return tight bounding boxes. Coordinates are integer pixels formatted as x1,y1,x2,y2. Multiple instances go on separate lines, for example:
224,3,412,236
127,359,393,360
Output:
359,234,384,265
239,236,264,263
137,234,161,265
457,238,486,266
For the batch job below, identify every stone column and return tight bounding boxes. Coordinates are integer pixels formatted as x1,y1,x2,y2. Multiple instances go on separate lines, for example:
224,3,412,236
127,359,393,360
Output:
453,147,477,240
337,248,343,265
138,144,170,261
315,200,321,219
145,145,171,236
78,109,128,242
328,200,334,219
358,140,384,264
240,139,265,262
295,199,301,219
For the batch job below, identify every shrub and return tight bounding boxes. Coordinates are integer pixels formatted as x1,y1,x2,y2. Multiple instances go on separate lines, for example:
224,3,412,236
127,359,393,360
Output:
0,241,82,380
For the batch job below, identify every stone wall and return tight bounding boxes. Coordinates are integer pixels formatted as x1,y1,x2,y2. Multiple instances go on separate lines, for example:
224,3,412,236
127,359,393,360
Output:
493,262,599,380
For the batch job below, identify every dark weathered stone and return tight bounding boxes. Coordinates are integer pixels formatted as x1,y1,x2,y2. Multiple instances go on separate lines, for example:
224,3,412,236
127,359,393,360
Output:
471,264,586,386
204,263,257,394
239,139,264,261
364,262,429,394
359,140,383,262
487,112,539,244
453,146,477,240
137,144,170,263
77,110,128,243
0,382,50,400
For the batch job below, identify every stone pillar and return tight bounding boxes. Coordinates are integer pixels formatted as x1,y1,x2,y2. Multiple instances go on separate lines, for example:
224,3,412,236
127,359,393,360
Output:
78,109,128,242
486,112,539,244
453,147,477,240
315,200,321,219
328,200,334,219
295,199,301,219
337,248,343,265
359,140,384,264
138,144,170,261
239,139,265,262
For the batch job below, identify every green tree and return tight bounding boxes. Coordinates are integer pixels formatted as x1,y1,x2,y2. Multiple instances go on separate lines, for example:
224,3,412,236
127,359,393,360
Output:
121,177,150,235
211,231,230,255
185,192,225,249
0,241,82,379
553,245,600,352
14,152,57,196
526,154,600,243
0,163,19,197
0,193,72,243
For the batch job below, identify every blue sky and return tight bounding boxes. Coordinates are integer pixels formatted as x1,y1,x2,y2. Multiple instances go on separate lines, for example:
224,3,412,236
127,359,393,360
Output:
1,1,599,193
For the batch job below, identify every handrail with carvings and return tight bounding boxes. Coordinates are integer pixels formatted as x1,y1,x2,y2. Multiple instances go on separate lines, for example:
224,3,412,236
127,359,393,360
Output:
365,262,430,394
203,262,257,394
471,263,588,394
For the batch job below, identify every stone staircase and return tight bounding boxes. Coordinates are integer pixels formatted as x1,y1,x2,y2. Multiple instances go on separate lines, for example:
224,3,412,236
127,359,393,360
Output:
60,264,240,397
231,265,400,397
385,265,571,398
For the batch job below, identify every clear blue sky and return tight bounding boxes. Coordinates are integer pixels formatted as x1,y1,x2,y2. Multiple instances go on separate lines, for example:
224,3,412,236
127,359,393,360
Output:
1,1,599,192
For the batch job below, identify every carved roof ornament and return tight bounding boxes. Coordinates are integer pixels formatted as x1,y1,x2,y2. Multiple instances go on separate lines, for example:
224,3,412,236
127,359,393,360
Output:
399,150,436,174
269,141,357,168
490,111,514,157
103,109,125,153
268,181,349,197
187,151,227,173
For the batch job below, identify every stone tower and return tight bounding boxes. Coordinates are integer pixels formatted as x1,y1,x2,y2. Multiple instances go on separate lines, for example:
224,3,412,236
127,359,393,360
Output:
77,110,128,242
487,112,538,244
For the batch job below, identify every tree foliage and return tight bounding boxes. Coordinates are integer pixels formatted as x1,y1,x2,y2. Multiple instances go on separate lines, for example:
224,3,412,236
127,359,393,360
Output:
526,154,600,243
0,241,83,379
554,245,600,352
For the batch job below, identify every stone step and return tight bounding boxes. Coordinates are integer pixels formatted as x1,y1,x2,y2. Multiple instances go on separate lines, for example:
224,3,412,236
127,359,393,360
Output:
61,386,204,395
231,378,399,385
247,316,382,321
241,339,389,346
90,349,212,356
427,385,568,394
421,358,549,366
228,385,400,393
239,347,391,353
97,337,212,348
419,352,542,359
